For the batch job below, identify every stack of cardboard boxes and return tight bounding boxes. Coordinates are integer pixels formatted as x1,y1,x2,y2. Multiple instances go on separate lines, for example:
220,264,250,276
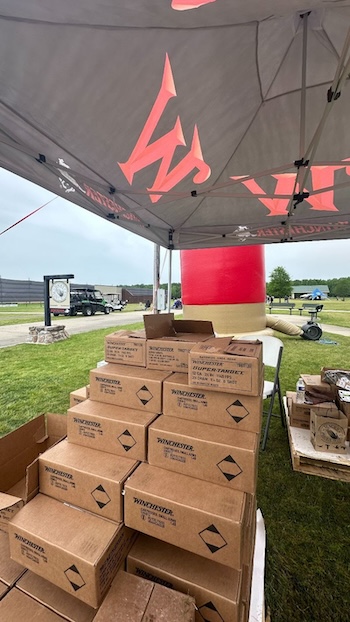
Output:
3,315,264,622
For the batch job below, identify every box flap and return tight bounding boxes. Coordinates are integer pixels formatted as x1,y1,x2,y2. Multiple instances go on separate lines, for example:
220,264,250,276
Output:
172,319,214,336
224,340,262,358
144,314,176,338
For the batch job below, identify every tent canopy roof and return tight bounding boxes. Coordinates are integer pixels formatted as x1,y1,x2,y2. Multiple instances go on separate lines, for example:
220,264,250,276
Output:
1,1,350,249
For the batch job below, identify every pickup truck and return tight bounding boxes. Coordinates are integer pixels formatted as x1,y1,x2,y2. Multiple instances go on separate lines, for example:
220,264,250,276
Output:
51,288,112,317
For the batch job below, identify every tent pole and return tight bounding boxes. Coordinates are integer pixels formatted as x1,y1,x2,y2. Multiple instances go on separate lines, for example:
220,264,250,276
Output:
153,243,160,314
167,250,172,312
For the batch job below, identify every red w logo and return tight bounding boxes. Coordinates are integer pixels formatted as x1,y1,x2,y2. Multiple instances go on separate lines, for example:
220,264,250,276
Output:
118,54,211,203
171,0,216,10
231,163,350,216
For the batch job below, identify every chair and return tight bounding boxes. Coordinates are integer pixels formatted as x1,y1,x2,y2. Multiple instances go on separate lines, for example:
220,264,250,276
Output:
239,335,284,450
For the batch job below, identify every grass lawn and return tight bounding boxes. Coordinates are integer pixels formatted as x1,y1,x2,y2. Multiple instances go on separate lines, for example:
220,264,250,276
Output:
0,323,349,622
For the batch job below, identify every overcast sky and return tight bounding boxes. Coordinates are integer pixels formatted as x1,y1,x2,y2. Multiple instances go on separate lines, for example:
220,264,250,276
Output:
1,168,350,286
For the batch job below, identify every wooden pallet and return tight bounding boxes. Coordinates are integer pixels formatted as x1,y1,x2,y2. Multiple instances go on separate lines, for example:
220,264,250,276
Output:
284,398,350,482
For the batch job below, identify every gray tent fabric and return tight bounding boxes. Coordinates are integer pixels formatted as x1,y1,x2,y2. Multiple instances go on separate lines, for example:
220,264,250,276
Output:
1,1,350,249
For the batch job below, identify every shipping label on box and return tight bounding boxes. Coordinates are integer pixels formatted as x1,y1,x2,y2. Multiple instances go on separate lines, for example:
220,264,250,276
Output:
144,314,214,372
148,416,258,494
8,495,136,608
104,330,147,367
163,373,262,433
39,439,138,523
0,589,68,621
67,400,157,461
189,338,263,396
0,531,26,587
124,463,248,570
0,414,67,532
127,534,243,622
89,363,171,413
16,571,96,622
69,387,88,408
94,570,195,622
310,407,348,453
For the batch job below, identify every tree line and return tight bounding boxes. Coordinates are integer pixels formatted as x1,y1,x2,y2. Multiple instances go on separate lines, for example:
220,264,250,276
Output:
266,267,350,299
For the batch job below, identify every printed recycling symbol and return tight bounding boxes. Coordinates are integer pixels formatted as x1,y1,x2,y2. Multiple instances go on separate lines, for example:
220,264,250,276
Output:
118,429,137,452
64,564,86,592
136,385,153,406
217,455,242,481
226,399,249,423
91,484,111,509
198,601,224,622
198,524,227,554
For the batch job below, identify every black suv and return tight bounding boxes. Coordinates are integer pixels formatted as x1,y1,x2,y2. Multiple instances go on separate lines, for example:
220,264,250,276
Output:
52,289,112,316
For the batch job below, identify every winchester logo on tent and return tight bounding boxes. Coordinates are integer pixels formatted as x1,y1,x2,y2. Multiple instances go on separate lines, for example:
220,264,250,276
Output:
216,455,242,482
226,400,249,423
198,524,228,554
118,54,211,203
91,485,111,509
64,564,86,592
118,429,137,452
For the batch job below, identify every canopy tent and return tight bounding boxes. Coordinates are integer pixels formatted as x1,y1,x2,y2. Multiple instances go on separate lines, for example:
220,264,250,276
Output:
1,1,350,250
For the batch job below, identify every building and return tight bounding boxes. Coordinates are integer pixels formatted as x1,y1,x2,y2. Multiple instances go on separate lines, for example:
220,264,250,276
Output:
291,285,329,299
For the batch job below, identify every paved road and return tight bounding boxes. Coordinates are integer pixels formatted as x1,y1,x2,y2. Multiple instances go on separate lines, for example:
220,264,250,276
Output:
0,310,152,348
0,310,348,348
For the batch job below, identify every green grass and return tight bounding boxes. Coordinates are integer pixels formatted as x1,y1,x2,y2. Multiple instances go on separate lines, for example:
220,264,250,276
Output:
0,324,350,622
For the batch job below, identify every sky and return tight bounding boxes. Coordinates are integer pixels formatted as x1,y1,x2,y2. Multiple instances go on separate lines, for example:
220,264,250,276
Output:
1,167,350,286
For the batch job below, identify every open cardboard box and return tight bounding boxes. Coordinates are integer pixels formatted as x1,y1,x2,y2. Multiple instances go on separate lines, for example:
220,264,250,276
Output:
144,313,214,372
0,414,67,532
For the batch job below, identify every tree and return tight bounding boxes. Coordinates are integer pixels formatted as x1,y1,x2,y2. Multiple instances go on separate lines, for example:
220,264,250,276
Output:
268,266,292,300
333,277,350,300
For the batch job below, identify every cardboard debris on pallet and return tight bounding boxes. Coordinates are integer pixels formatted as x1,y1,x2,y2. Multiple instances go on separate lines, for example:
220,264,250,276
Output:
16,571,96,622
148,415,258,494
0,414,67,532
67,400,157,461
8,494,136,608
39,439,139,523
93,570,195,622
286,391,337,430
310,406,348,453
144,314,214,373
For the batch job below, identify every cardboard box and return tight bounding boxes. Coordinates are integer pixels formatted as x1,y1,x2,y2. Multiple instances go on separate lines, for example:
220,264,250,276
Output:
144,314,214,372
0,531,26,586
301,374,337,401
16,571,96,622
94,569,195,621
0,589,67,621
39,439,139,522
148,416,258,494
163,373,262,433
189,338,263,396
0,580,8,600
310,406,348,453
286,392,338,430
69,387,88,408
67,400,157,460
89,364,171,413
337,390,350,441
124,463,249,569
8,494,136,608
0,414,67,532
105,329,147,367
127,533,243,622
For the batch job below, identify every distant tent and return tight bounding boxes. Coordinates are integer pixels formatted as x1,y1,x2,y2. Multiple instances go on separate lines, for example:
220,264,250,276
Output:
311,288,326,300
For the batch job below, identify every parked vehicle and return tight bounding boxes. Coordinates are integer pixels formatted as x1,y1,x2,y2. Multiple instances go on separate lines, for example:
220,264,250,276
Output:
51,288,112,317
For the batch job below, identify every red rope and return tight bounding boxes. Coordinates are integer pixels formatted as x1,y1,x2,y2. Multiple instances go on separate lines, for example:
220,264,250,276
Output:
0,196,58,236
